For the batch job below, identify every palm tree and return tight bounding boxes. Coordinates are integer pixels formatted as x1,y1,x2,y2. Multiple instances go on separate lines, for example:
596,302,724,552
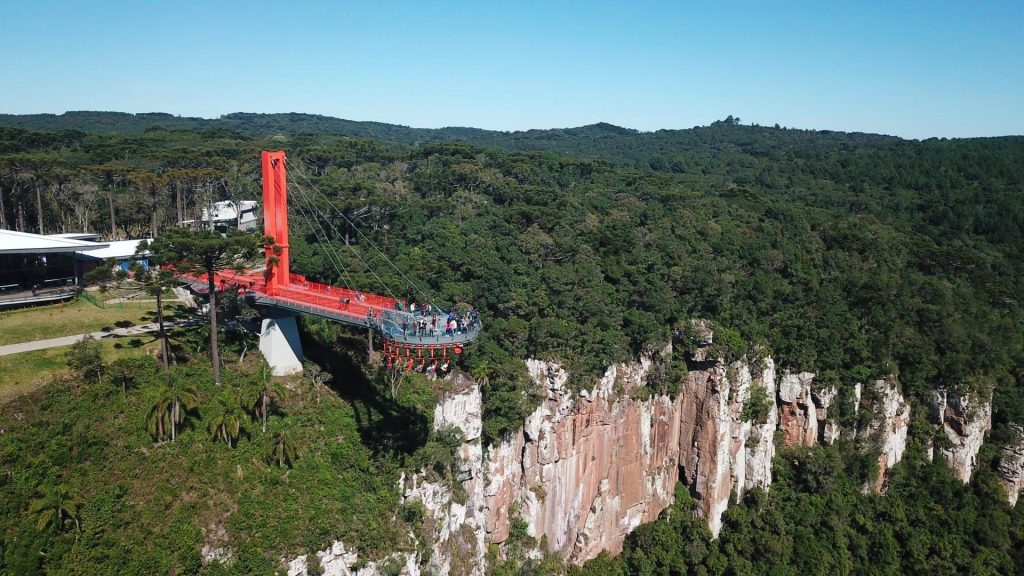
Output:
470,361,491,387
146,378,199,442
28,484,82,535
266,425,299,468
207,391,247,448
248,367,284,433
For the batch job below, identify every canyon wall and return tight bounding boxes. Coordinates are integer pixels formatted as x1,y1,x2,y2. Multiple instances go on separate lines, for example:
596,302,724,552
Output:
776,371,843,447
286,340,1019,575
483,351,778,563
997,424,1024,507
931,390,993,483
864,378,911,493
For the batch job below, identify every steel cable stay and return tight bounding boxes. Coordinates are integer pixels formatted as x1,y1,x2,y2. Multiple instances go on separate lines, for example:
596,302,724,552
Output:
284,171,359,293
284,158,406,302
174,150,479,376
285,168,400,303
286,158,442,312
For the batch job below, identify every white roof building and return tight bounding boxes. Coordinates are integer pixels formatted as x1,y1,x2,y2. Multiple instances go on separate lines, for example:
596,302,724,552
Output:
0,230,108,254
74,238,152,261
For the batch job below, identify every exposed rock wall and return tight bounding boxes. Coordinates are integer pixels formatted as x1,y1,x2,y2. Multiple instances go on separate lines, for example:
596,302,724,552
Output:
864,378,911,493
777,372,841,447
403,372,487,576
677,358,777,537
997,424,1024,507
932,391,993,483
485,352,777,564
485,357,679,562
286,542,419,576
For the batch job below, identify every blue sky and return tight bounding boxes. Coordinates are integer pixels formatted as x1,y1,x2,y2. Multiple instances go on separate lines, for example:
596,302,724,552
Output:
3,0,1022,138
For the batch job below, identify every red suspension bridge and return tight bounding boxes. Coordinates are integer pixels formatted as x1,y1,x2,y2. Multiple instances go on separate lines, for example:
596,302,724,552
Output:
181,151,480,374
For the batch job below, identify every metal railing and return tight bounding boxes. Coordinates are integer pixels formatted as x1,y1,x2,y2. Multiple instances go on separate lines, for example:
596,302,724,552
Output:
176,269,482,347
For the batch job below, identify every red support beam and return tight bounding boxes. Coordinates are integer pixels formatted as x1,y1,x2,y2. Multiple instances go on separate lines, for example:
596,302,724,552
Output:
262,151,290,293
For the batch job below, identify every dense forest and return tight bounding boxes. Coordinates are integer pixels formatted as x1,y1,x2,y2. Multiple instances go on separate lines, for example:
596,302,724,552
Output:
1,116,1023,574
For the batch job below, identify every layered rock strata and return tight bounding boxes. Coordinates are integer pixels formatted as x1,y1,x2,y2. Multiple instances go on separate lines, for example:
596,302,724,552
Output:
932,391,993,483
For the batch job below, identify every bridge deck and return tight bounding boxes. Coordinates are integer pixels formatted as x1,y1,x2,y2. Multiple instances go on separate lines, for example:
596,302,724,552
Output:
180,270,481,347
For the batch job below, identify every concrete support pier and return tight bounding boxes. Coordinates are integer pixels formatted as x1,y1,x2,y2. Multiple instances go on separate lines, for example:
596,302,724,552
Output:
259,311,304,376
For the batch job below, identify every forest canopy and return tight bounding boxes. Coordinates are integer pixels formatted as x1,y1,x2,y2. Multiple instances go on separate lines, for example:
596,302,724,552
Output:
1,115,1023,575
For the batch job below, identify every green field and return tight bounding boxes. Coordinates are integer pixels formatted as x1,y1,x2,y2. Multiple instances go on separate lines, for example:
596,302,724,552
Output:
0,336,163,404
0,298,160,346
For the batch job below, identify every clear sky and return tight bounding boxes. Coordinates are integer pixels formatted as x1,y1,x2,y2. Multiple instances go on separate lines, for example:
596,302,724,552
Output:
2,0,1022,139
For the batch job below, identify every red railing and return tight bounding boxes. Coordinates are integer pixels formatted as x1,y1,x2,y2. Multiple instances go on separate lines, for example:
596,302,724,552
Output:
181,268,402,326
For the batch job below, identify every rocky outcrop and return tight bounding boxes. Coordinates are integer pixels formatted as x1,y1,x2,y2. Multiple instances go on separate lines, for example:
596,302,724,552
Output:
484,351,777,564
864,378,910,492
287,372,487,576
997,424,1024,506
777,372,840,447
932,391,993,483
678,358,778,537
287,542,419,576
485,357,678,562
402,372,487,576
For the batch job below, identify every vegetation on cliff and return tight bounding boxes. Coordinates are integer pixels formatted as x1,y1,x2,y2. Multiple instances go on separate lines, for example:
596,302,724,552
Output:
1,117,1023,573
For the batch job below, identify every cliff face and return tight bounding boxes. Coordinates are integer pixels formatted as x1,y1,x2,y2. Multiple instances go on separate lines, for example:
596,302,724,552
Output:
932,391,993,483
485,357,679,562
997,424,1024,507
777,371,840,448
286,542,418,576
403,372,487,576
864,378,911,493
677,358,778,537
483,351,777,564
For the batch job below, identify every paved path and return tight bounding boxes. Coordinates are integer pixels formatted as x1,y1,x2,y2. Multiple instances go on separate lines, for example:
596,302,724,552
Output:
0,318,202,357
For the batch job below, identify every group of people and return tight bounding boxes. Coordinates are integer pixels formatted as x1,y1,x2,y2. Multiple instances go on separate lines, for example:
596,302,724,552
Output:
395,304,479,340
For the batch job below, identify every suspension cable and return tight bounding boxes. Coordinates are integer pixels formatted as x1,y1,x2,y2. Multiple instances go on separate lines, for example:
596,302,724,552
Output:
285,162,400,302
286,176,357,292
288,159,441,310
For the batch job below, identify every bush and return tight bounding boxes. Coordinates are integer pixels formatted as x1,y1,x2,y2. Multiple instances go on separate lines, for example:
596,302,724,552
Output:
65,335,103,383
741,384,772,424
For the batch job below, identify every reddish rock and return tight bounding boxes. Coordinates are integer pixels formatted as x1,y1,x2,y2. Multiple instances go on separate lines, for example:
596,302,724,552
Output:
486,352,778,564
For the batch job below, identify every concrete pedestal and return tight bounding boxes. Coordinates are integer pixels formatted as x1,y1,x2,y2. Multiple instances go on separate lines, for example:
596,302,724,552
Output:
259,312,304,376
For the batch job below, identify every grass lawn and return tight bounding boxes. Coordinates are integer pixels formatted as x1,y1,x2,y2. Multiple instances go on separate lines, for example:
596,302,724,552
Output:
0,296,185,346
0,336,162,404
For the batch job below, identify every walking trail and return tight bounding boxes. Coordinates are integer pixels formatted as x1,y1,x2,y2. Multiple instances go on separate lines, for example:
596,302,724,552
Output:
0,317,201,357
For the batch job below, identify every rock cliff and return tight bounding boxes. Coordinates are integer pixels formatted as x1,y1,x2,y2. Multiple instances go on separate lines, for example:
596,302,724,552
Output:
286,541,419,576
402,372,487,576
484,357,679,562
932,391,992,483
483,350,777,564
677,357,778,537
997,424,1024,507
777,371,840,447
288,344,1016,574
864,378,910,493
